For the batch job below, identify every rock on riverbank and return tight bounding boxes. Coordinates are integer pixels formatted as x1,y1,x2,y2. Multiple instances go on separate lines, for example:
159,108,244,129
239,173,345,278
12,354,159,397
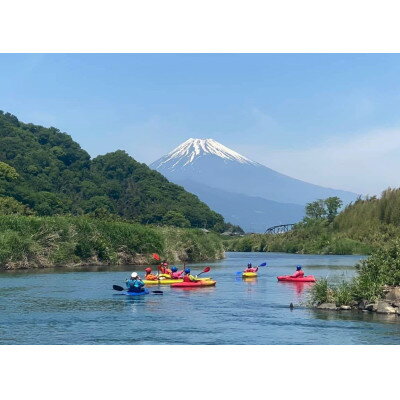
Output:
316,287,400,315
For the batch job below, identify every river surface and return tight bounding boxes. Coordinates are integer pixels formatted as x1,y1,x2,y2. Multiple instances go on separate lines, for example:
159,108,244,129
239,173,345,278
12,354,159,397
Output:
1,252,400,345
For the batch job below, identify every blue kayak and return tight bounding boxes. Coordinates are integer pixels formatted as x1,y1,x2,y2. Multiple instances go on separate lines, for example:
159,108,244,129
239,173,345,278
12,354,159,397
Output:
116,289,150,296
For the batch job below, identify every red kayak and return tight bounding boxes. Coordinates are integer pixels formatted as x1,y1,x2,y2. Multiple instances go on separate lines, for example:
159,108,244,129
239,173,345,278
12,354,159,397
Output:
171,280,216,288
277,275,316,283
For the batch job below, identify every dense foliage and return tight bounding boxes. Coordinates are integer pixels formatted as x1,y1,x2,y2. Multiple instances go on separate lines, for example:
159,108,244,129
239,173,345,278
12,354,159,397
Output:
309,239,400,305
226,193,400,255
0,111,231,230
0,215,224,269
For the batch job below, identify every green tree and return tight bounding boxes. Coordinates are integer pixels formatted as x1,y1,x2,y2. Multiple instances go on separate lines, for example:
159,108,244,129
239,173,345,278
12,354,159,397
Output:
0,196,34,215
305,199,327,219
162,211,191,228
0,162,19,181
325,196,343,222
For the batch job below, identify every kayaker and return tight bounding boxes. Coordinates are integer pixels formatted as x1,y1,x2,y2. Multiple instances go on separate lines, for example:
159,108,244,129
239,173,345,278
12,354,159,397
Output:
290,265,305,279
170,266,184,279
182,268,197,283
125,272,146,293
144,267,158,281
159,260,172,276
244,263,258,273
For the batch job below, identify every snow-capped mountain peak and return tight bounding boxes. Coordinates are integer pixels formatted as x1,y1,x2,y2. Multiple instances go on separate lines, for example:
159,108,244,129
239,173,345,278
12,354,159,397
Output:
152,138,259,170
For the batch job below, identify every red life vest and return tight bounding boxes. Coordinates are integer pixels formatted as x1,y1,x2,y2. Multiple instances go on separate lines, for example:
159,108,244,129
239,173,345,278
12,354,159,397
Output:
291,270,304,278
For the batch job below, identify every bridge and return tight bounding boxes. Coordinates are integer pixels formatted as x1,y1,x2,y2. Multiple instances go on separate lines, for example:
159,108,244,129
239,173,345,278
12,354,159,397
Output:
264,224,295,234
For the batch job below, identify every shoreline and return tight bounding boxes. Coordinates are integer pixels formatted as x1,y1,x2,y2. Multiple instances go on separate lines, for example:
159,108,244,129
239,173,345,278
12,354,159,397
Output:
0,253,225,271
315,287,400,315
0,215,225,271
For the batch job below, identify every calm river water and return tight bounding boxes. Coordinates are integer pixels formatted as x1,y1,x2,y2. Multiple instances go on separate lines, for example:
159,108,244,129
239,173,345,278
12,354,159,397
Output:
1,252,400,345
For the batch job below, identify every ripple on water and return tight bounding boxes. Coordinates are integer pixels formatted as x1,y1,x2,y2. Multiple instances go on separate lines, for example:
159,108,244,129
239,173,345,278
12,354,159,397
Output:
1,252,399,344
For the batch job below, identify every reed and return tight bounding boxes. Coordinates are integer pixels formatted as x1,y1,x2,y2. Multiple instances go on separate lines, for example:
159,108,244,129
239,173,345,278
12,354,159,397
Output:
0,215,224,269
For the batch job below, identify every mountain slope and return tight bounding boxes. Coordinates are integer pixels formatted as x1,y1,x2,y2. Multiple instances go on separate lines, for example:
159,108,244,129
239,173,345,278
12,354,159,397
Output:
175,179,305,232
150,138,359,232
150,138,358,206
0,111,226,229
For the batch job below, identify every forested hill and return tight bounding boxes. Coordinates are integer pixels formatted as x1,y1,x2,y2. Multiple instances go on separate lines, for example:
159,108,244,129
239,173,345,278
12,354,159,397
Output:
0,111,235,231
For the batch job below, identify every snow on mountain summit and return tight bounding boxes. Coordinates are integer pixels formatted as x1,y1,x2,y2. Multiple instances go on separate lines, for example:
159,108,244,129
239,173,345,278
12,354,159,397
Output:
151,138,259,171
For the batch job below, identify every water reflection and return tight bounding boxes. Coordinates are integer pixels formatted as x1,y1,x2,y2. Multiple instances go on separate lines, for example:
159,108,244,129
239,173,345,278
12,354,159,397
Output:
277,281,314,296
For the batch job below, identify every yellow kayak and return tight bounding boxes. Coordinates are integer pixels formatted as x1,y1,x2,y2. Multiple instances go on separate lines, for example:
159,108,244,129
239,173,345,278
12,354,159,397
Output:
144,277,212,285
144,279,182,285
242,272,258,278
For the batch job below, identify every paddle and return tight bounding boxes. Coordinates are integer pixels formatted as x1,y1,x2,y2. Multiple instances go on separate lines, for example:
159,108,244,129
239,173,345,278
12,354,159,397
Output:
112,284,163,295
196,266,211,277
151,253,164,284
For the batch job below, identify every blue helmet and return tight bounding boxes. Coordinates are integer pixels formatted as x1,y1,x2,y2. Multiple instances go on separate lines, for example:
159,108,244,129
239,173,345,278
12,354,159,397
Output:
171,266,178,272
296,265,302,270
184,268,191,274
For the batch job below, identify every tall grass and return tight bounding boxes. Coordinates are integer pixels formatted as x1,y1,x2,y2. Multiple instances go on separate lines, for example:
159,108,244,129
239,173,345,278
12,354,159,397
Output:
309,239,400,306
0,215,224,269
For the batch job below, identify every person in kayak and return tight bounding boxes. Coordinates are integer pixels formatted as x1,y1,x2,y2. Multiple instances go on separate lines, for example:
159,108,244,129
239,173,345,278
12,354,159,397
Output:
144,267,158,281
182,268,197,282
125,272,146,293
244,263,258,273
290,265,305,279
159,260,172,276
170,266,184,279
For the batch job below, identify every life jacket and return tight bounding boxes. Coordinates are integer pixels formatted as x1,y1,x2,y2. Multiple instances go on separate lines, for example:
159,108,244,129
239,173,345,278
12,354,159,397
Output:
291,270,304,278
126,279,145,292
171,271,184,279
244,267,258,273
183,274,196,283
159,264,171,274
145,273,158,280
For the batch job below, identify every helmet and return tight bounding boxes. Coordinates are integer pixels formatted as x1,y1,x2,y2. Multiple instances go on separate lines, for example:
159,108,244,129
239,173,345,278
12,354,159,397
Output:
184,268,191,274
145,267,152,273
131,272,138,278
296,265,302,271
171,266,178,272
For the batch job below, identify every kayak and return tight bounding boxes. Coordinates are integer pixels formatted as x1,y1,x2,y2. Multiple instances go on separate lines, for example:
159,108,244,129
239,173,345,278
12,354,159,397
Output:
116,289,150,296
171,280,216,288
144,277,211,285
158,274,172,278
242,272,258,278
144,279,181,285
277,275,316,283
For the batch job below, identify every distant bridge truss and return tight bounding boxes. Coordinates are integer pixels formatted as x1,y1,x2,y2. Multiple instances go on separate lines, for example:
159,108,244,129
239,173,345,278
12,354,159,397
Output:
264,224,295,234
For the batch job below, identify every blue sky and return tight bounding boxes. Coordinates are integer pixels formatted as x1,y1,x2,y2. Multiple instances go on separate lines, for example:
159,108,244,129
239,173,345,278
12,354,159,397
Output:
1,53,400,195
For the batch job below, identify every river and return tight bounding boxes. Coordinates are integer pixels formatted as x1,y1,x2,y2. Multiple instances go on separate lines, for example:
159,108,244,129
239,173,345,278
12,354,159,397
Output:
1,252,400,345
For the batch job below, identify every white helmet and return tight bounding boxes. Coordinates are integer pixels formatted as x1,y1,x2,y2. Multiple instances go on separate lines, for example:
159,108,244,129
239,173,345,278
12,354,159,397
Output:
131,272,138,278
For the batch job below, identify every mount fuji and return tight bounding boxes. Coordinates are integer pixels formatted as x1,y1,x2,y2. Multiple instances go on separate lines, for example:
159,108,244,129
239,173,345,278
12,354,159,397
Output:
150,138,358,232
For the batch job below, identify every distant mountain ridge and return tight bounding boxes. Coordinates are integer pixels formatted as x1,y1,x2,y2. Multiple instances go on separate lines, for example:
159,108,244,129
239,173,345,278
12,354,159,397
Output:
174,179,305,233
150,138,359,232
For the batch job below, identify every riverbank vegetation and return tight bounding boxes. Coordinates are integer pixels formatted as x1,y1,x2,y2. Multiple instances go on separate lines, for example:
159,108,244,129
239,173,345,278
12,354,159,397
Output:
309,239,400,307
226,191,400,255
0,215,224,270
